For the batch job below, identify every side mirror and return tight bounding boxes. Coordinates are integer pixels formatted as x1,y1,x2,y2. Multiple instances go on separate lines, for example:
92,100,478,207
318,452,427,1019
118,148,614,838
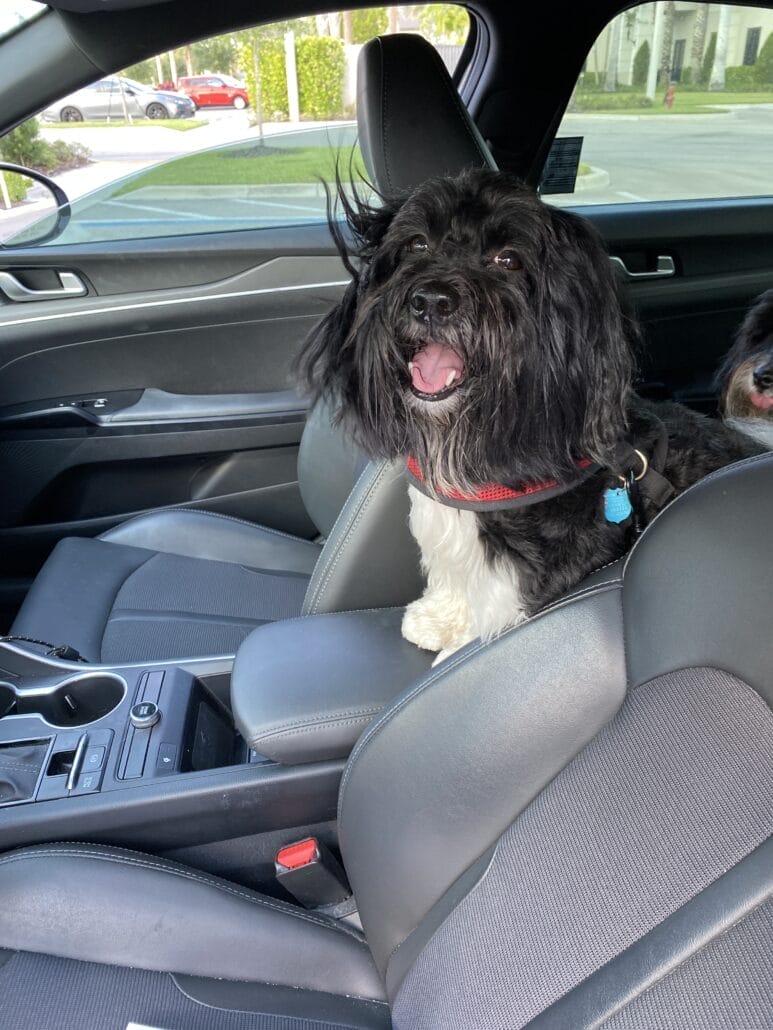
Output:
0,163,71,247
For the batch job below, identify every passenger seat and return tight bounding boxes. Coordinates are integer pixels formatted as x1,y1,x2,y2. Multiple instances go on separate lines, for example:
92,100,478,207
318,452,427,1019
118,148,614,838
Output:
10,403,422,663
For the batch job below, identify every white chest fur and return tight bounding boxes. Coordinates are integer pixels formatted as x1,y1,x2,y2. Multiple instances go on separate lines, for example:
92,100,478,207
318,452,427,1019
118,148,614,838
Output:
402,485,526,661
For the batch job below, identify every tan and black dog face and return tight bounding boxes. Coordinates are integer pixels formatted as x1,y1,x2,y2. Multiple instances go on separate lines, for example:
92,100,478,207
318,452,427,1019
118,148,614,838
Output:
720,290,773,420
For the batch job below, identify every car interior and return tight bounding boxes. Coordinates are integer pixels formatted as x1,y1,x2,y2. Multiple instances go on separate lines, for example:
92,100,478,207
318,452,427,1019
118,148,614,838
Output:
0,0,771,1027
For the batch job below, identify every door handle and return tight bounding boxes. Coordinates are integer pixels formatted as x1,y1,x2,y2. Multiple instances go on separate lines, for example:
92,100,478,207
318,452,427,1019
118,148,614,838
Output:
610,255,676,281
0,270,87,302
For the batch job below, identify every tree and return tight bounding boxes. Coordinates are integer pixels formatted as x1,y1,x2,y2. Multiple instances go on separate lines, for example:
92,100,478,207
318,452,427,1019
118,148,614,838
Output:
701,31,717,85
709,5,733,91
689,4,708,78
603,14,624,92
350,7,388,44
418,4,469,45
756,31,773,85
191,35,238,76
632,40,650,87
658,0,675,85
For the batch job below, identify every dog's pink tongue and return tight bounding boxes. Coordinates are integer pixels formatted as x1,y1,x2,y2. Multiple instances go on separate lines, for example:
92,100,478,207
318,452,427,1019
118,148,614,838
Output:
751,391,773,411
410,342,464,394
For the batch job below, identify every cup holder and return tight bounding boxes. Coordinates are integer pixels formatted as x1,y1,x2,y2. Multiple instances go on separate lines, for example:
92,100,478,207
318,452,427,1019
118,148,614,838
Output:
2,674,126,728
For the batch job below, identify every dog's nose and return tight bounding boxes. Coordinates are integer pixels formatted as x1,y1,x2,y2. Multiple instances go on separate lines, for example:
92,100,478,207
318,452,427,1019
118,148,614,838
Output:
409,284,459,323
752,363,773,391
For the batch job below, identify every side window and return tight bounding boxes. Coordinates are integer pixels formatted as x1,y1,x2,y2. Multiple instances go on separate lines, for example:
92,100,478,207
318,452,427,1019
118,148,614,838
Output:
0,4,470,247
548,1,773,207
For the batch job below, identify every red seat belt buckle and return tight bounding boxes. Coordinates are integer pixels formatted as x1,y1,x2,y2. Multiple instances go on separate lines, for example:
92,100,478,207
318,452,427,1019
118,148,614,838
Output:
275,837,351,908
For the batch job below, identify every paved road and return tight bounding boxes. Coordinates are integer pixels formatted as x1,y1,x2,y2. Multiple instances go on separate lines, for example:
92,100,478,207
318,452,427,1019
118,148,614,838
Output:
557,104,773,205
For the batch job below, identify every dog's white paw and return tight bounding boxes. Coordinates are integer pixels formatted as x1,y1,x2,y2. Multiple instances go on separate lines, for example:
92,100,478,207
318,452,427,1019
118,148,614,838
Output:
402,590,472,653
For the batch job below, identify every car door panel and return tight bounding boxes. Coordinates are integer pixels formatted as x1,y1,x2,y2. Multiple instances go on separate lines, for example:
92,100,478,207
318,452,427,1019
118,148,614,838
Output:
0,233,349,621
581,199,773,409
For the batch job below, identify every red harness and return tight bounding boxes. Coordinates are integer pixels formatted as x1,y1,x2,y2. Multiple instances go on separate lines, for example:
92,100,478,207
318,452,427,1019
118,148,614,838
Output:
405,456,599,511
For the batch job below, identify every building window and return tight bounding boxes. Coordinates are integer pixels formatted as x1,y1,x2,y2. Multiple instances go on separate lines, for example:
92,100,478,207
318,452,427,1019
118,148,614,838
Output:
743,26,761,65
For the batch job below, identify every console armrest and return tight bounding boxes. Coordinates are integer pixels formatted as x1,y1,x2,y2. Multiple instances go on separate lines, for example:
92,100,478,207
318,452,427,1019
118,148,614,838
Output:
231,609,434,764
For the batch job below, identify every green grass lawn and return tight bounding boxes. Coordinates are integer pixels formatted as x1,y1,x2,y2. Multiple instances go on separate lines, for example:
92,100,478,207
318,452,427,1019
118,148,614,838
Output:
573,90,773,116
115,143,367,193
44,119,205,131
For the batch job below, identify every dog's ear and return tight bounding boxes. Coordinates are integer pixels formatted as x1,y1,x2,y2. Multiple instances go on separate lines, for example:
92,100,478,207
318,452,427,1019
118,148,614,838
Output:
293,276,360,404
293,175,404,409
539,204,634,460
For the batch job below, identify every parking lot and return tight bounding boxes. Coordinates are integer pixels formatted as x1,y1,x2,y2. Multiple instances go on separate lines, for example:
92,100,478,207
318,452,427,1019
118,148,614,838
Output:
2,102,769,243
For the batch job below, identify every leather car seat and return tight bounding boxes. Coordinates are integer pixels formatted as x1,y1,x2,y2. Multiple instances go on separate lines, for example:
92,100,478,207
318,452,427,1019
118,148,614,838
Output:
10,402,422,663
0,451,770,1028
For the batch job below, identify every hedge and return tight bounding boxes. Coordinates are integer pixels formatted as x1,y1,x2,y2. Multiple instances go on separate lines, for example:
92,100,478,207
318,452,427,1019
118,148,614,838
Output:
756,32,773,85
297,37,345,119
571,92,653,111
725,65,758,90
632,41,650,87
0,170,31,205
237,35,344,120
0,119,90,174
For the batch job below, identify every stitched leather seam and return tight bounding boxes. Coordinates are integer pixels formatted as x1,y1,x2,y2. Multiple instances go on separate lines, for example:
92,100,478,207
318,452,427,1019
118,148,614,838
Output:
309,464,390,614
104,508,318,547
0,847,363,940
597,898,771,1028
303,462,378,613
305,462,392,615
251,704,385,739
251,708,383,746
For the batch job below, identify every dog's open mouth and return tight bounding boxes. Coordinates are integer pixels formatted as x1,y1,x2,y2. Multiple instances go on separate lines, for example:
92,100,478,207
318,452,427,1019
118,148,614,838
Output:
750,390,773,411
408,341,465,401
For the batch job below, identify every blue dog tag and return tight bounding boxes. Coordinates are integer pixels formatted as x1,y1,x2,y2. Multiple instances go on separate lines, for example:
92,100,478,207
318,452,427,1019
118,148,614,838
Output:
604,486,633,524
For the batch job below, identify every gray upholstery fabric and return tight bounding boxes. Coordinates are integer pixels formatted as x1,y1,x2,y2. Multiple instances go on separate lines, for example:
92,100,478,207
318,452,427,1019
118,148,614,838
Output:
0,951,388,1030
103,551,309,663
600,898,773,1029
13,533,310,663
392,668,773,1029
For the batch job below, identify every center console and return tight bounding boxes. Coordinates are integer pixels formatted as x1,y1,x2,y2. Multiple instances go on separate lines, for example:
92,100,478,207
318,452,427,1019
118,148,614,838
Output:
0,608,433,871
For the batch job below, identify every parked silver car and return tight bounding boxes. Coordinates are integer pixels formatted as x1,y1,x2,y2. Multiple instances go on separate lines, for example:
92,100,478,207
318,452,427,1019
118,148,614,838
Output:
41,76,195,121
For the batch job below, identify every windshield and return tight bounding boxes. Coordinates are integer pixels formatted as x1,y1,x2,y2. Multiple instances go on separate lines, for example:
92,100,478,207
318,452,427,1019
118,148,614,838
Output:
0,1,43,41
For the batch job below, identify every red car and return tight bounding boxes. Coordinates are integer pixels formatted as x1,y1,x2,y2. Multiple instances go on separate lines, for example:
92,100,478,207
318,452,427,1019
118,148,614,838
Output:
177,74,250,109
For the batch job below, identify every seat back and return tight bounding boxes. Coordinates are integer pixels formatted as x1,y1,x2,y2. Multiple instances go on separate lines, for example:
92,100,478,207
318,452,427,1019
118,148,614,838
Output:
297,399,366,539
338,454,773,1028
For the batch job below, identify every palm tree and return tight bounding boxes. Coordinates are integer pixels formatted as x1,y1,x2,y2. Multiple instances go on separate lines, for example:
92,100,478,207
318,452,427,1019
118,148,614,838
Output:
709,5,733,90
659,1,675,86
690,4,708,77
603,14,624,92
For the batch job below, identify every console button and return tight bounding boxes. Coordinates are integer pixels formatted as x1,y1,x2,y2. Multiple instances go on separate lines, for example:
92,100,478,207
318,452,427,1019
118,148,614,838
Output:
130,701,160,729
155,742,178,774
71,769,101,794
83,746,105,772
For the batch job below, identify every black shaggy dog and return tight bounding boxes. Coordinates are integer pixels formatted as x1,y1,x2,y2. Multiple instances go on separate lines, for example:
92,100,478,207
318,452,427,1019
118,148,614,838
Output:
719,290,773,447
297,169,761,662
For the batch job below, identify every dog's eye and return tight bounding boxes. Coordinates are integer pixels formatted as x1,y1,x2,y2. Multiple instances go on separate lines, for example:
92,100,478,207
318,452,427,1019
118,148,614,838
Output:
406,235,429,254
493,250,522,271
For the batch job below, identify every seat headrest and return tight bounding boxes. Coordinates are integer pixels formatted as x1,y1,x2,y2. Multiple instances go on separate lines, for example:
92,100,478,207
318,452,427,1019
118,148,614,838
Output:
623,451,773,703
357,33,496,194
